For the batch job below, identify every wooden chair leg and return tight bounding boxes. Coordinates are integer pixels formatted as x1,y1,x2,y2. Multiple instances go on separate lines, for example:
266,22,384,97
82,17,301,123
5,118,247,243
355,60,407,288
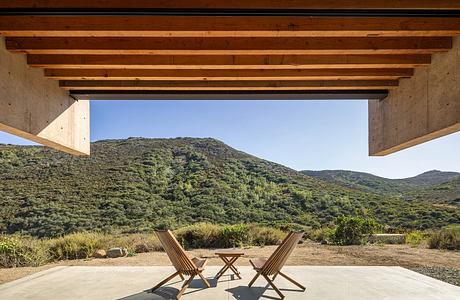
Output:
152,271,180,292
198,271,211,288
272,272,278,280
176,275,195,300
179,273,185,280
248,271,261,287
278,271,306,290
263,274,285,299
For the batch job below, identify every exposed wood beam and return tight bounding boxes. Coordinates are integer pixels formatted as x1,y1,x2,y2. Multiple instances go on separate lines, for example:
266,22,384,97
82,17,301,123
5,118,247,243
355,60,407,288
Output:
27,54,432,70
6,37,452,55
71,91,389,101
45,68,413,81
1,16,460,37
2,1,460,10
59,80,399,91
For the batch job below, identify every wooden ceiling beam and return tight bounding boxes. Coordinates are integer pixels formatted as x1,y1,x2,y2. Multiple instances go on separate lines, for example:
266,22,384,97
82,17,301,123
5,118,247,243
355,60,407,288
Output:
1,16,460,37
2,1,460,10
6,37,452,55
44,68,413,81
59,80,399,91
27,54,432,70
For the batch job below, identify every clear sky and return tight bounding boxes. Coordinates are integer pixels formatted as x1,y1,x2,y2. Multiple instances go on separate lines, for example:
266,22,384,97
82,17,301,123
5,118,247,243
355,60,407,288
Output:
1,100,459,179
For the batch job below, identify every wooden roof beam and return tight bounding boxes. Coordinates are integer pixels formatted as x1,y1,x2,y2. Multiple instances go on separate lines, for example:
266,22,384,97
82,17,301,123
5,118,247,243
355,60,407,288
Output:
27,54,432,70
44,68,414,81
2,1,460,10
6,37,452,55
1,16,460,37
59,80,399,91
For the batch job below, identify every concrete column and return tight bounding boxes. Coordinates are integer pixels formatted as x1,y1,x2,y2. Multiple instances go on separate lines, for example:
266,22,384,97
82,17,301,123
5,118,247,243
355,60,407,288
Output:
369,37,460,156
0,37,89,155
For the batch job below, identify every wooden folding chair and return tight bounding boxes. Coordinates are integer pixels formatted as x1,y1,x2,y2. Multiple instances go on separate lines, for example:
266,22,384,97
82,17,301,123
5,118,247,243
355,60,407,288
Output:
248,231,306,299
152,230,210,300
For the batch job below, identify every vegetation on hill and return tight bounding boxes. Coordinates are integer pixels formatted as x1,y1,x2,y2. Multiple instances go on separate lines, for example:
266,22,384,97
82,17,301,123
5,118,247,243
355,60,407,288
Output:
0,138,459,238
302,169,460,205
407,177,460,207
302,170,414,195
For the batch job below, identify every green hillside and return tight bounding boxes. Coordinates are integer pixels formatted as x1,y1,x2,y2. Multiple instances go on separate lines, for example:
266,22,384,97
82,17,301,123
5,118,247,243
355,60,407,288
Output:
302,170,460,205
301,170,414,196
407,177,460,207
0,138,458,237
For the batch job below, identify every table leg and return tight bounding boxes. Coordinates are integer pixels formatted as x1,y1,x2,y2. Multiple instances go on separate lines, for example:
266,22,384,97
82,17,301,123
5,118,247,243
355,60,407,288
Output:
215,256,242,280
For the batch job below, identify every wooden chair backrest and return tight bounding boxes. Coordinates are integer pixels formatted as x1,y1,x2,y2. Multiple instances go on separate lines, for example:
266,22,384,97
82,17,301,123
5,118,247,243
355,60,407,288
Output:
155,230,197,275
261,231,303,276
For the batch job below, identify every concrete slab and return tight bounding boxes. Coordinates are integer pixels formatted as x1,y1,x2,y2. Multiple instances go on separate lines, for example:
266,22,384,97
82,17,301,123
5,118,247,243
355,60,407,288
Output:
0,266,459,300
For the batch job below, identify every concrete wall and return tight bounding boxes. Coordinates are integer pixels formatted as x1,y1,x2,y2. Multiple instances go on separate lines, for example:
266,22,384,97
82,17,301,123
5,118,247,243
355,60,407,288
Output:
0,37,89,155
369,37,460,156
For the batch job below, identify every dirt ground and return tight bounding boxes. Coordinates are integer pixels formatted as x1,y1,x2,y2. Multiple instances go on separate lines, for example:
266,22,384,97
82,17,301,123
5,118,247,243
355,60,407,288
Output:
1,241,459,285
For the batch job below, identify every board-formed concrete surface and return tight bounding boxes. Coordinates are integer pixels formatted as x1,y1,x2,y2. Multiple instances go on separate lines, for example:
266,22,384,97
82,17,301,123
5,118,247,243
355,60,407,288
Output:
1,266,459,300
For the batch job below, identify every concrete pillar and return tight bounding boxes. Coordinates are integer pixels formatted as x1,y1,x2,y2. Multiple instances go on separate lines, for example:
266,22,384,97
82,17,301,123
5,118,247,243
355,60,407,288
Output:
369,37,460,156
0,37,89,155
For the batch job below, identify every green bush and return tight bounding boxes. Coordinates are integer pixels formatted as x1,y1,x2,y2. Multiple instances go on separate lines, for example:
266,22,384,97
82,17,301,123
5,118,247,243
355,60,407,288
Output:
175,223,222,249
273,223,309,232
405,231,424,247
106,234,161,253
0,235,50,268
175,223,283,249
307,227,335,244
220,224,250,248
48,232,105,260
331,216,380,245
247,225,285,246
428,226,460,250
125,234,162,253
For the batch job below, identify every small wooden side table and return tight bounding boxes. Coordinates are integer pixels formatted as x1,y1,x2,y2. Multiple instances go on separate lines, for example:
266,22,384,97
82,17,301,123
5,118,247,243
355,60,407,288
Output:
214,250,245,280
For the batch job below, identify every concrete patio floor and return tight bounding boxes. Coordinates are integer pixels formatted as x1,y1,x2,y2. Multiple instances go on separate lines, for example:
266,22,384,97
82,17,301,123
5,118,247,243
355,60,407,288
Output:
1,266,459,300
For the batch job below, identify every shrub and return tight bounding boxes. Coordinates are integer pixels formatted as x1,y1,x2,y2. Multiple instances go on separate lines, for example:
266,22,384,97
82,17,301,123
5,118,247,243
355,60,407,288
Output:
428,226,460,250
273,222,309,232
48,232,105,260
331,216,380,245
129,234,162,253
107,234,161,253
220,224,250,248
175,223,284,249
175,223,222,249
0,235,50,268
247,225,285,246
405,232,424,247
307,227,335,244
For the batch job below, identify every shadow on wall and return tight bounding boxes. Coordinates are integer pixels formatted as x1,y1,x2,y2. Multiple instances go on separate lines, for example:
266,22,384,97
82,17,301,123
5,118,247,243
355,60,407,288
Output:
0,37,89,155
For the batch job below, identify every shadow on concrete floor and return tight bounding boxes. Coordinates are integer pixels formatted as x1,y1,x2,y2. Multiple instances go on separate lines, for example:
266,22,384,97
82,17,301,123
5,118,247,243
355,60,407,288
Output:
118,274,306,300
226,285,305,300
118,277,218,300
118,288,177,300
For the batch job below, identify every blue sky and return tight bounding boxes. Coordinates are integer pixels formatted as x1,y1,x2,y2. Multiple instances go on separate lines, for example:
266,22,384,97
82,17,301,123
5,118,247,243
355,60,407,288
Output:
1,100,459,179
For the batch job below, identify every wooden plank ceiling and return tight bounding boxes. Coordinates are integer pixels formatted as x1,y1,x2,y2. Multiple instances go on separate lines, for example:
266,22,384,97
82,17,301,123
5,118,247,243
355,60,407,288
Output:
1,1,460,97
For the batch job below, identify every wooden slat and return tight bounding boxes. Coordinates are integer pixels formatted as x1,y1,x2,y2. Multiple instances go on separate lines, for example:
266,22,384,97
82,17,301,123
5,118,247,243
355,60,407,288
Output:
59,80,399,90
27,54,432,70
1,16,460,37
2,1,460,10
45,68,413,81
6,37,452,55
